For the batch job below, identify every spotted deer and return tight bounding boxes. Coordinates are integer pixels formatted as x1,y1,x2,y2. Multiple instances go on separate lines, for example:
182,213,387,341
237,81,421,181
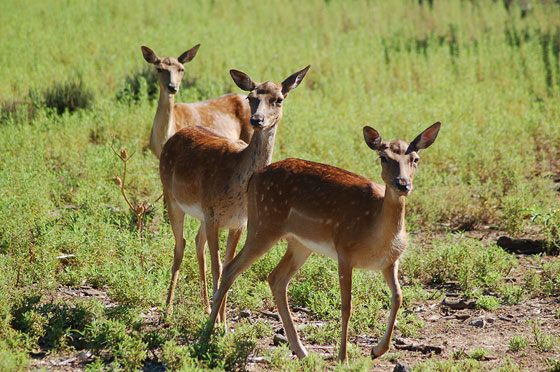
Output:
141,45,254,159
159,66,310,320
206,122,441,361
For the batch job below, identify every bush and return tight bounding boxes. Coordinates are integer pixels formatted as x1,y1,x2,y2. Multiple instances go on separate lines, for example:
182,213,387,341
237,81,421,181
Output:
116,66,158,103
42,79,94,115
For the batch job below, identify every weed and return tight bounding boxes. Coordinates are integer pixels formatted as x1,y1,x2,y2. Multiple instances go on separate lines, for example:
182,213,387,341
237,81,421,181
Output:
42,79,94,115
402,237,516,298
530,320,557,353
0,342,28,372
413,357,482,371
527,208,560,254
191,319,263,371
468,347,488,361
476,295,501,311
396,312,424,338
541,260,560,296
116,66,159,103
110,144,158,233
509,335,528,353
547,359,560,372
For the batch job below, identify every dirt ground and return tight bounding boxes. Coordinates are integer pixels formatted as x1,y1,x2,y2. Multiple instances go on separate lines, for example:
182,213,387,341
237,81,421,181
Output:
27,231,560,371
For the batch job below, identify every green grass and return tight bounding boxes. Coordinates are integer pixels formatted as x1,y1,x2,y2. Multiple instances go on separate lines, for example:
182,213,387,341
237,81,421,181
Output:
1,0,560,370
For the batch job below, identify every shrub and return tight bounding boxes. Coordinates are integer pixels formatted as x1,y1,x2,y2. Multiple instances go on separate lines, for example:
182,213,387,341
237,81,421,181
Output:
43,79,94,115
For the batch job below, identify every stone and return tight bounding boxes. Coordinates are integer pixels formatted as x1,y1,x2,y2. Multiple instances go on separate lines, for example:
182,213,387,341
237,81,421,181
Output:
393,362,412,372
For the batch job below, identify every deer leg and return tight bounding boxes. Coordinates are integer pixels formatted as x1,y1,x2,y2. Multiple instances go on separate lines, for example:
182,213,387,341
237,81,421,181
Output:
204,221,223,322
218,227,245,322
164,197,186,318
267,239,311,359
372,261,402,358
337,259,353,362
195,225,209,313
205,231,279,335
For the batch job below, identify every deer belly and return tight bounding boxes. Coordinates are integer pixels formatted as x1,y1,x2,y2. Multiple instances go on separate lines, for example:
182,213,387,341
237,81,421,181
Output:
177,201,205,221
285,233,338,261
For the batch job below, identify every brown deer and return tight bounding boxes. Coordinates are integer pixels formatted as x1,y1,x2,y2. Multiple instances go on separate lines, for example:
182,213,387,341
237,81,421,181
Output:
206,122,441,361
159,65,310,319
141,45,254,158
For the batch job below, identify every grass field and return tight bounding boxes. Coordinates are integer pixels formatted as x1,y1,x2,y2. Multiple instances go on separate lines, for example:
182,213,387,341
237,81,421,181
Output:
1,0,560,371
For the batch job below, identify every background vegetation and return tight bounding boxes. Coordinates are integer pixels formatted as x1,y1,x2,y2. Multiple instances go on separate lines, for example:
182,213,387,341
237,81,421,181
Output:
0,0,559,371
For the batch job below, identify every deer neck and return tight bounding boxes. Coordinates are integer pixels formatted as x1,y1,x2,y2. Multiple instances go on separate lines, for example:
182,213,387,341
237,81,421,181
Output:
378,187,407,237
152,89,177,151
236,123,278,183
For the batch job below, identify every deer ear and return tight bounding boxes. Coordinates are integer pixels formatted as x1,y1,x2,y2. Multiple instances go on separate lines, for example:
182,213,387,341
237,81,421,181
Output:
141,46,159,64
281,65,310,97
408,122,441,153
363,126,383,151
178,44,200,64
230,69,256,91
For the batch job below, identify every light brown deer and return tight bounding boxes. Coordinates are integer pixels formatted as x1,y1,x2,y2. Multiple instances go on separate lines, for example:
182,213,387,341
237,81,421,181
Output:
159,65,310,319
141,45,254,158
206,122,441,361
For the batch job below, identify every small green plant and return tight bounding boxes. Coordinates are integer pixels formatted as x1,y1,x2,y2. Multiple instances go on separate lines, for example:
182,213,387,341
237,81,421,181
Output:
476,295,501,311
116,66,159,103
541,260,560,296
0,342,28,372
451,348,468,360
396,312,424,338
527,208,560,254
509,335,528,352
530,320,557,353
547,359,560,372
469,347,488,361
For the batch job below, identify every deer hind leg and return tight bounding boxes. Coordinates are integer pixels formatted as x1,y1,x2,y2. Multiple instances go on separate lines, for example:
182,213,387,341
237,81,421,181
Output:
203,220,224,321
267,239,312,359
337,259,353,362
372,261,402,358
165,196,186,318
217,227,245,322
205,230,280,334
195,225,209,313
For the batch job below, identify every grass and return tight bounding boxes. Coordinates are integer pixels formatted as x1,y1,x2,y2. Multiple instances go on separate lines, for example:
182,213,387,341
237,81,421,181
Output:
1,0,560,370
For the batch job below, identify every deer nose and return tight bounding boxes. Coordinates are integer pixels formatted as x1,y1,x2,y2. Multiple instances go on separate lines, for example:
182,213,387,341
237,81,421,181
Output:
250,115,264,128
394,178,411,193
167,83,177,93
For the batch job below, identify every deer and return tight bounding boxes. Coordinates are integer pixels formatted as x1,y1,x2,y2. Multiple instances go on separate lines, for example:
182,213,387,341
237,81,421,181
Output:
205,122,441,361
159,65,310,320
141,45,254,159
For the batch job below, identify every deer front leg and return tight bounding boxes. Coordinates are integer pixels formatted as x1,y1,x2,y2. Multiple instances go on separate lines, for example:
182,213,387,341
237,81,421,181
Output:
218,227,245,322
372,261,402,358
204,232,278,338
268,240,311,359
337,259,353,362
